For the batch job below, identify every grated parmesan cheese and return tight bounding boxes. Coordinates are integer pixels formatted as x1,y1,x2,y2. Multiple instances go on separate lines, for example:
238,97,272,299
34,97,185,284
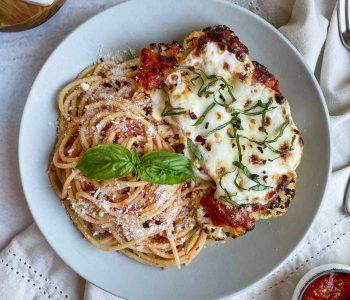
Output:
80,82,90,91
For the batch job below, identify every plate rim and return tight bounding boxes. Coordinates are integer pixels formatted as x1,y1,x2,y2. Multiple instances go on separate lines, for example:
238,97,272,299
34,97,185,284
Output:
18,0,332,298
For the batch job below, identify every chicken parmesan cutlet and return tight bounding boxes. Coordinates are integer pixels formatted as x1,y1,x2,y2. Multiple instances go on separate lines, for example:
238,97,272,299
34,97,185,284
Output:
137,25,303,241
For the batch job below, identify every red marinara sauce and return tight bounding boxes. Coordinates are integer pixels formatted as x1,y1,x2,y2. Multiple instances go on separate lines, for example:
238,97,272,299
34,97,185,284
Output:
136,43,182,91
301,272,350,300
200,194,254,230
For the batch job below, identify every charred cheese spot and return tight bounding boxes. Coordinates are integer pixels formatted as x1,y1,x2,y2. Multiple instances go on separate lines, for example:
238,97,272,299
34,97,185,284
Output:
213,132,222,142
223,62,230,71
244,99,252,109
252,61,279,92
249,154,266,165
216,112,222,120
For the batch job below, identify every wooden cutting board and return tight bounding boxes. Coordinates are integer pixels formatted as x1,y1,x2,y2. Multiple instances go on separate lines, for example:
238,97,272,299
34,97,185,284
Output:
0,0,65,32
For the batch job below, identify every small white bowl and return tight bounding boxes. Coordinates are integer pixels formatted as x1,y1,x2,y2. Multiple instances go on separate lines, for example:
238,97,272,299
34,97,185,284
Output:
292,264,350,300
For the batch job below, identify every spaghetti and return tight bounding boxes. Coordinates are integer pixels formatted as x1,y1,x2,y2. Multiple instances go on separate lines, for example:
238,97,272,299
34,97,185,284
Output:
49,58,209,268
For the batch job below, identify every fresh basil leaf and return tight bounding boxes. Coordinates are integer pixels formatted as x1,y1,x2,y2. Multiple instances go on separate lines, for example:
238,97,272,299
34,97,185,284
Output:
137,151,194,185
231,114,243,130
219,171,236,197
193,103,215,126
241,119,291,154
130,149,139,165
234,106,276,116
187,138,204,166
76,144,135,180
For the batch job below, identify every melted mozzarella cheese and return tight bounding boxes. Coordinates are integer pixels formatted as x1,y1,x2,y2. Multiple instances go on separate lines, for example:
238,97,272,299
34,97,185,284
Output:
184,42,253,81
155,42,303,205
150,89,166,121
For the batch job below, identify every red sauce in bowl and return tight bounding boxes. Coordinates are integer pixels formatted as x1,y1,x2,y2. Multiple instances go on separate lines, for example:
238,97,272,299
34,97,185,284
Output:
301,272,350,300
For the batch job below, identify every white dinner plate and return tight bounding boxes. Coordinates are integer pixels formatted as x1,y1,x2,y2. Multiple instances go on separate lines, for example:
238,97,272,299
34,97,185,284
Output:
18,0,331,299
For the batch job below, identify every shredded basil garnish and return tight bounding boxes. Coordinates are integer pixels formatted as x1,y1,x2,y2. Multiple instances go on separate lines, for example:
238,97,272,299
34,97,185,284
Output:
268,156,281,162
191,69,217,97
193,103,216,126
289,135,296,151
188,69,236,106
184,226,199,253
235,99,276,116
187,138,204,166
217,76,236,103
233,98,276,135
240,119,291,154
219,196,253,207
161,107,186,116
203,120,232,138
232,160,272,191
219,171,237,198
204,115,243,138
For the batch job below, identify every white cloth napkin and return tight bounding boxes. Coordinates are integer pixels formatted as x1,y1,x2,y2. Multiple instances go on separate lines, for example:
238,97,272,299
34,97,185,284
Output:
0,0,349,299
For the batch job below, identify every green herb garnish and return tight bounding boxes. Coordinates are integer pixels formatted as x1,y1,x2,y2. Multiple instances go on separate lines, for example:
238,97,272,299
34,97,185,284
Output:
289,135,296,151
217,76,236,104
161,107,186,117
219,171,237,199
233,98,276,135
77,144,194,184
187,138,204,166
240,119,291,154
203,120,232,138
219,196,253,207
265,119,289,143
193,103,216,126
229,134,271,192
189,69,236,106
184,226,199,253
235,99,276,116
232,161,272,191
76,144,136,180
